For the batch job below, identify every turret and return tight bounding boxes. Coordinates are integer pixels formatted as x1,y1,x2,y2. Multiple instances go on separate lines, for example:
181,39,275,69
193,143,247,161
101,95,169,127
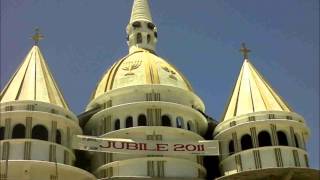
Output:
0,28,95,180
126,0,158,53
213,43,318,180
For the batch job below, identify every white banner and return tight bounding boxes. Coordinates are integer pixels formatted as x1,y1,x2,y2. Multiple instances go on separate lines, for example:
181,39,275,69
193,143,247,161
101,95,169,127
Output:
73,135,219,156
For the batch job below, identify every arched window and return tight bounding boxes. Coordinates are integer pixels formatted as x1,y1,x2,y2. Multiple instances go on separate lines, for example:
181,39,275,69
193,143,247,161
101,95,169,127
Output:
136,33,142,44
114,119,120,130
126,116,133,128
56,129,62,144
176,116,184,128
161,115,171,127
229,140,235,155
294,134,300,148
277,131,288,146
147,22,155,30
12,124,26,139
132,21,141,28
241,134,253,150
187,121,193,131
0,127,5,140
147,34,151,43
138,114,147,126
258,131,272,147
32,125,48,141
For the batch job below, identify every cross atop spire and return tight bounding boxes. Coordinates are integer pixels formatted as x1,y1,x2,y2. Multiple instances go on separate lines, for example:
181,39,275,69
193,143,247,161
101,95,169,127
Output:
240,42,251,59
32,27,44,45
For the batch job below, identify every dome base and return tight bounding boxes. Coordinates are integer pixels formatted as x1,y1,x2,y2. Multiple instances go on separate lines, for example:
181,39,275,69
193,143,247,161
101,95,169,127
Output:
216,167,319,180
99,177,204,180
0,160,96,180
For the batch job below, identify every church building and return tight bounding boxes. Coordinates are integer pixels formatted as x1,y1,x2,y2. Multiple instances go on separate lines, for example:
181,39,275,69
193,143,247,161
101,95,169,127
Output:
0,0,318,180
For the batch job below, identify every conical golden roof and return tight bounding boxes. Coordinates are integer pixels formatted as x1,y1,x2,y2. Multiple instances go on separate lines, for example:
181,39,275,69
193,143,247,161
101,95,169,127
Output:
0,45,69,110
222,59,292,121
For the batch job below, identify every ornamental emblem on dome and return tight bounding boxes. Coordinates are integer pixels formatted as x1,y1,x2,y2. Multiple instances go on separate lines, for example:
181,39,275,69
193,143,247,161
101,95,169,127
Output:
161,65,177,80
122,60,142,76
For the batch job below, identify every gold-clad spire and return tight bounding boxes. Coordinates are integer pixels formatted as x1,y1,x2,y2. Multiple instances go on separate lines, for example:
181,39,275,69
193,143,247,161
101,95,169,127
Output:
0,38,69,110
130,0,153,23
240,42,251,59
32,27,44,45
222,47,292,121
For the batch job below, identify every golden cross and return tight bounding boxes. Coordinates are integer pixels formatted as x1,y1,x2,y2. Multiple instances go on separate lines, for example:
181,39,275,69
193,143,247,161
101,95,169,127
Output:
240,42,251,59
32,28,44,45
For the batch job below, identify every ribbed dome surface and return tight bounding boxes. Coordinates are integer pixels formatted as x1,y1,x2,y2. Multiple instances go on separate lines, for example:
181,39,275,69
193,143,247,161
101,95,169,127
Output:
222,59,292,121
0,45,69,110
91,49,194,100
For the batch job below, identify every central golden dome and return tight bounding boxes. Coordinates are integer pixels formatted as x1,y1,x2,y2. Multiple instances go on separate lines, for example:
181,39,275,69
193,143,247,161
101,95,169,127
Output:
91,49,194,100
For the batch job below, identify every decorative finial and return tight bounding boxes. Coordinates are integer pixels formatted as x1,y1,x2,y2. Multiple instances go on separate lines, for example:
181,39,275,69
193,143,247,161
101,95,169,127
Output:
32,27,44,45
240,42,251,59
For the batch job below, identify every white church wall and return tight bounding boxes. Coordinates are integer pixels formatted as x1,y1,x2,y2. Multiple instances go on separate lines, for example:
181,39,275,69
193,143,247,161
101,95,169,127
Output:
87,85,205,113
259,147,276,168
239,150,255,171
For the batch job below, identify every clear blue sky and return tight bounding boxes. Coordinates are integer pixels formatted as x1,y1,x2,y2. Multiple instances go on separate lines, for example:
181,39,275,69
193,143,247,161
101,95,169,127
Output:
1,0,319,168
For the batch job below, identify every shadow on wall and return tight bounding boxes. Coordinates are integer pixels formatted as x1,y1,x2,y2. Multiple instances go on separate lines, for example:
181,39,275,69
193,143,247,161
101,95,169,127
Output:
204,119,221,179
74,150,92,172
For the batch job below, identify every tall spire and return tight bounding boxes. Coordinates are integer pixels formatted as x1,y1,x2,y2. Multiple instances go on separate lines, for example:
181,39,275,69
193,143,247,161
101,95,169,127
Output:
130,0,153,23
126,0,158,53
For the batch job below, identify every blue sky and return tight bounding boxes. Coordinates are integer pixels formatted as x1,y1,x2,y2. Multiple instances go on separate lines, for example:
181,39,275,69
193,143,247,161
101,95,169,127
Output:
1,0,319,168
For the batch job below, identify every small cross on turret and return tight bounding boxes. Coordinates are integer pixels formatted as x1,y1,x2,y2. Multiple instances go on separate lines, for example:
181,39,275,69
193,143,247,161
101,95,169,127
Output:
32,27,44,45
240,43,251,59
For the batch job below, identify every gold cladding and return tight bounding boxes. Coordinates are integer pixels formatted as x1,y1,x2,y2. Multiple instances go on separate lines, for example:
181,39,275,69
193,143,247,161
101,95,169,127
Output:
90,49,195,101
0,46,69,110
222,60,293,121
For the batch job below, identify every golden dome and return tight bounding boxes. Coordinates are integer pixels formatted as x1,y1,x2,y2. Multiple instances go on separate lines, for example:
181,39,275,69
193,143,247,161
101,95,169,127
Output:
91,49,194,100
